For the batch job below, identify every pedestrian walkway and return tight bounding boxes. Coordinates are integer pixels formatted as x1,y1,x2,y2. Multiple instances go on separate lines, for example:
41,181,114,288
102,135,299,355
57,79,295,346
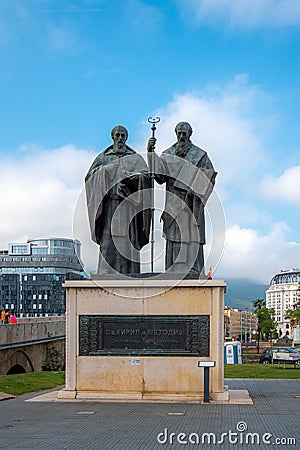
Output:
25,386,253,405
0,391,14,401
0,379,299,449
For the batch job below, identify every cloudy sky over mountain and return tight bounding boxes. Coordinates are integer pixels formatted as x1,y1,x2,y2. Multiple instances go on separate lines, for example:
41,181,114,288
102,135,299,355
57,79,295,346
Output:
0,0,299,283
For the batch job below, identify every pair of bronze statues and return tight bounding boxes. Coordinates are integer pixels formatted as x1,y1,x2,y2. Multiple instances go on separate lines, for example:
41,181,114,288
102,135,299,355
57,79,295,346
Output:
85,122,217,277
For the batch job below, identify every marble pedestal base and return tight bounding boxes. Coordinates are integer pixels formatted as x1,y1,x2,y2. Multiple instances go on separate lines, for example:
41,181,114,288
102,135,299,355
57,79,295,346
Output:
59,279,227,402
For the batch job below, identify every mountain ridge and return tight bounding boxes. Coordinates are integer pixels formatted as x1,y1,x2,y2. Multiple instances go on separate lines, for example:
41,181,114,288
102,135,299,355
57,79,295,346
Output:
222,278,268,310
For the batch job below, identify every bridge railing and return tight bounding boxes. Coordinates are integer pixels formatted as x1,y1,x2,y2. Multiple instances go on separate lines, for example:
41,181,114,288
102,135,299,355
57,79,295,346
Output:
0,317,66,347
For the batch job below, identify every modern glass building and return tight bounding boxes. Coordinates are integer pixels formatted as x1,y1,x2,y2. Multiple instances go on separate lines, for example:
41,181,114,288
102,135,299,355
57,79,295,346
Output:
0,238,85,316
265,269,300,337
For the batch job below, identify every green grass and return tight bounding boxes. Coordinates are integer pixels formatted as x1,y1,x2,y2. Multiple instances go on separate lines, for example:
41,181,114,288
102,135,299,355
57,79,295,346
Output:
225,363,300,379
0,371,65,396
0,364,299,397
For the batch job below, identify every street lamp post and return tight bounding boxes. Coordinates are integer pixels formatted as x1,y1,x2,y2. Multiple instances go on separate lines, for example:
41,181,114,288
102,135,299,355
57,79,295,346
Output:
249,297,253,343
245,311,247,344
249,312,251,343
240,310,243,342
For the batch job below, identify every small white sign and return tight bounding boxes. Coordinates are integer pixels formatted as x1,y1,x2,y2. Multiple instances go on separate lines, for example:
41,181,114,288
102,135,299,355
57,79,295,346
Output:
198,361,216,367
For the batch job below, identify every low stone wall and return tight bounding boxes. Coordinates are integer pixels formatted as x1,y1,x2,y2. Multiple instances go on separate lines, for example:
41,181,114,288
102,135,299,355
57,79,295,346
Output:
0,317,65,346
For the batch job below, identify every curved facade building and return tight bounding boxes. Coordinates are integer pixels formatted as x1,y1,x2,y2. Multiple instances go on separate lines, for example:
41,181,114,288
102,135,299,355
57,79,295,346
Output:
266,269,300,337
0,238,85,316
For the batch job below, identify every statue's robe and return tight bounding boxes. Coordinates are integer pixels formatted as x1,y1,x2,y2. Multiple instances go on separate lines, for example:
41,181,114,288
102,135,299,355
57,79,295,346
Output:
85,146,151,275
149,142,217,275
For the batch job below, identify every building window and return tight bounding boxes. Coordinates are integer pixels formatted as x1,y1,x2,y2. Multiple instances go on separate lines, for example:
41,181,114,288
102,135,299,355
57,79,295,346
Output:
32,247,48,255
31,240,48,246
11,245,29,254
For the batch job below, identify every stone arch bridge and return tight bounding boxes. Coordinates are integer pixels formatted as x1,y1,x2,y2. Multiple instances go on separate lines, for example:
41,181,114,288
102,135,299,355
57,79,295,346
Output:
0,317,65,375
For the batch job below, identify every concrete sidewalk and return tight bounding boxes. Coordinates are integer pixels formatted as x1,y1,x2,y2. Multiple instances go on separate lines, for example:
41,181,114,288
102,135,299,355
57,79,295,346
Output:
0,391,15,401
25,386,253,405
0,379,299,449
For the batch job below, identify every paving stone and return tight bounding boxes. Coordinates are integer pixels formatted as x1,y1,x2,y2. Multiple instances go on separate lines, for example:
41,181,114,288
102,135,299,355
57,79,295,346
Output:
0,380,299,449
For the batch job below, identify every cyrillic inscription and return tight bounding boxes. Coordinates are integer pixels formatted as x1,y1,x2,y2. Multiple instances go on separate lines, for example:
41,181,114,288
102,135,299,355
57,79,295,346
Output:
79,315,210,356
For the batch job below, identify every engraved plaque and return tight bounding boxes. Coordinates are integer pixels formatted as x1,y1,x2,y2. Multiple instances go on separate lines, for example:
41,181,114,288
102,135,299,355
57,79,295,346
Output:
79,315,210,357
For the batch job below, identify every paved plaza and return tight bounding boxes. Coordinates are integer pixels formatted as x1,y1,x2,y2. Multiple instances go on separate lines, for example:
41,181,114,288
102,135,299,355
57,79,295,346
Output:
0,379,299,449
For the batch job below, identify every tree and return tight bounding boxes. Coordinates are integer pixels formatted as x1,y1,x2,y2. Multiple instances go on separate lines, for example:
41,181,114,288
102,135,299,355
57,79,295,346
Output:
253,299,278,352
258,307,277,341
253,299,264,353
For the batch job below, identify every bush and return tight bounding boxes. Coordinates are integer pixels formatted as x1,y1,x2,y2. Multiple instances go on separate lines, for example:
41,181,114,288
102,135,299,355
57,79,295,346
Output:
42,346,63,371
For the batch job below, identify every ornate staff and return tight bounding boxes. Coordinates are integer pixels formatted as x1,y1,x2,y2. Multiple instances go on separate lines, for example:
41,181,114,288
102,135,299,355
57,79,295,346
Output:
147,116,160,273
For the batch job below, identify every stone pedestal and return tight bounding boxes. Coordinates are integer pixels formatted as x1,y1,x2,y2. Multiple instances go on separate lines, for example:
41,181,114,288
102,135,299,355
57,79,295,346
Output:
59,279,226,402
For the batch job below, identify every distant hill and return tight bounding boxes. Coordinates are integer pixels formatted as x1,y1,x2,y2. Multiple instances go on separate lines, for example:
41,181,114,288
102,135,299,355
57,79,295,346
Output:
223,278,268,311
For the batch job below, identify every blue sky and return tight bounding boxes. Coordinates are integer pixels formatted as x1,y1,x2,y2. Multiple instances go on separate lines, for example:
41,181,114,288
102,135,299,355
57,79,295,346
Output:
0,0,300,283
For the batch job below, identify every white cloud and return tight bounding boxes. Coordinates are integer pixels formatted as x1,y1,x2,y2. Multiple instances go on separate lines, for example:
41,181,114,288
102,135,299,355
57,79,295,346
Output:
179,0,300,28
0,145,95,251
261,165,300,205
135,74,271,202
216,222,300,283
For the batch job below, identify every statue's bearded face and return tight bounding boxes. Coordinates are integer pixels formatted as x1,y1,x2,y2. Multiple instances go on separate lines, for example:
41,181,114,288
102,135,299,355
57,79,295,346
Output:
112,127,127,149
176,128,189,146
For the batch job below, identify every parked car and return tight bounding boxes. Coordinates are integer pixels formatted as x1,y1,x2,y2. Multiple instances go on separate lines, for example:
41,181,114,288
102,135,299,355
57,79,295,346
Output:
259,348,279,364
272,348,300,364
259,347,300,364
